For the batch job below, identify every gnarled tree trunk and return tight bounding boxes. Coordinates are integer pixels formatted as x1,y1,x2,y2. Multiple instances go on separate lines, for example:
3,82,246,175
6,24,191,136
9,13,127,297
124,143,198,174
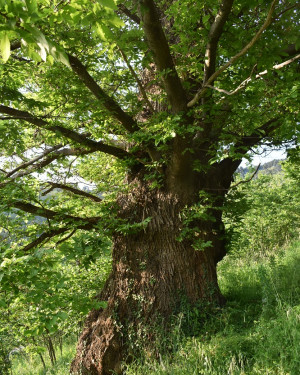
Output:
71,174,228,374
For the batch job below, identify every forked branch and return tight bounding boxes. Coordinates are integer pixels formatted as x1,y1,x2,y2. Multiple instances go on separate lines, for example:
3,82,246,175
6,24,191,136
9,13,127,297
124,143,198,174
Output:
0,148,97,187
207,53,300,97
5,144,64,178
21,226,71,252
188,0,278,107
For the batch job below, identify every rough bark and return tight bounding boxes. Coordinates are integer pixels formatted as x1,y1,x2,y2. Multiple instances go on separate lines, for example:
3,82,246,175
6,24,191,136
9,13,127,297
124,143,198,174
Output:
70,176,227,375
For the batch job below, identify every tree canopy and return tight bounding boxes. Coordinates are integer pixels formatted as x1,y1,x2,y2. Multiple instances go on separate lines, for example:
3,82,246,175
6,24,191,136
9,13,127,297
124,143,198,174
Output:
0,0,298,251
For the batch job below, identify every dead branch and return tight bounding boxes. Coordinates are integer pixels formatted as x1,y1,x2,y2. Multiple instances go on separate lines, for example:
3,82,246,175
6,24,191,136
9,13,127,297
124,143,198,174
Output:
208,54,300,98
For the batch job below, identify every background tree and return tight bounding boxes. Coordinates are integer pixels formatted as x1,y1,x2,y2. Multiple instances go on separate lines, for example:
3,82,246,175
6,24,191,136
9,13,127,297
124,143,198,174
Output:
0,0,299,374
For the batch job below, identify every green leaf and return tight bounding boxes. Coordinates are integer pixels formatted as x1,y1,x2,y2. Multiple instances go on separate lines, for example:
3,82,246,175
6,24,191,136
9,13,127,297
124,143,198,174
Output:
98,0,117,10
57,51,70,67
94,22,114,41
108,15,125,28
57,311,68,320
25,0,38,13
0,32,10,62
35,346,46,354
93,301,108,309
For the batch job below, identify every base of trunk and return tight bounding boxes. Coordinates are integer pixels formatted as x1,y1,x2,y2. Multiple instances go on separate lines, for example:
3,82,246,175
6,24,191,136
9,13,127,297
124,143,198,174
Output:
71,187,225,374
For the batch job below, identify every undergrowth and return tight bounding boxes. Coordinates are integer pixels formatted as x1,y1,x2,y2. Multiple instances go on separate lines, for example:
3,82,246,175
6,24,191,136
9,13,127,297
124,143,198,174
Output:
10,241,300,374
124,240,300,375
11,338,76,375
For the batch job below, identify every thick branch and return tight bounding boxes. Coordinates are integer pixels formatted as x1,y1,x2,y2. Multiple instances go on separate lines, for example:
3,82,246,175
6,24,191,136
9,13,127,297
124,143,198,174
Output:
188,0,278,107
0,105,130,159
236,118,281,151
8,41,138,132
138,0,187,112
68,55,139,133
204,0,234,83
43,182,102,203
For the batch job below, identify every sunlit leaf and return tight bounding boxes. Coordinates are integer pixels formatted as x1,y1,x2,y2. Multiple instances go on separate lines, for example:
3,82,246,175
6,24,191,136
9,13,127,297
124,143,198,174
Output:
0,32,10,62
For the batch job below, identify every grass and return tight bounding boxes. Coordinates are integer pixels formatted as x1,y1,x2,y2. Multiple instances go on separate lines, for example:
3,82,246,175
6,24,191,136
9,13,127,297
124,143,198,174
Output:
11,241,300,374
11,338,76,375
125,240,300,375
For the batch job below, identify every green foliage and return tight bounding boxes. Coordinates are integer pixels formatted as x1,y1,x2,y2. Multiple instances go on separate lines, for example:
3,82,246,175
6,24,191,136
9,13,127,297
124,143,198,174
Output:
0,229,111,362
0,336,11,375
0,0,123,64
124,241,300,375
11,337,76,375
224,156,300,259
8,241,300,374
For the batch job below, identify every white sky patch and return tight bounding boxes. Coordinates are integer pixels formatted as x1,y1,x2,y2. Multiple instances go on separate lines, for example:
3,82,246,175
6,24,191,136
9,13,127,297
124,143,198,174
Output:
241,148,286,167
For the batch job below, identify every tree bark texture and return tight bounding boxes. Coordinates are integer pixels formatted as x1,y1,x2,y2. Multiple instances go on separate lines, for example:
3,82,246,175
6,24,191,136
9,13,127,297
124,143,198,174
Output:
71,176,227,374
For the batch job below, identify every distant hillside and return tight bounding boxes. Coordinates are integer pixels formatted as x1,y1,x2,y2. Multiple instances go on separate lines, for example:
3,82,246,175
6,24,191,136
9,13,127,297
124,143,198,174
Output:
237,159,283,178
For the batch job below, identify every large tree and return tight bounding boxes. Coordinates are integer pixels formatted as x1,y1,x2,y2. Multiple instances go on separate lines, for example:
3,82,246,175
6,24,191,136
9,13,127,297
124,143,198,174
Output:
0,0,299,373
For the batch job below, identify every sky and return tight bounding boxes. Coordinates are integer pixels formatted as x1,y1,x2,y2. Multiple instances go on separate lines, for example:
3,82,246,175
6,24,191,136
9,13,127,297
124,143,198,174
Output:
241,148,286,167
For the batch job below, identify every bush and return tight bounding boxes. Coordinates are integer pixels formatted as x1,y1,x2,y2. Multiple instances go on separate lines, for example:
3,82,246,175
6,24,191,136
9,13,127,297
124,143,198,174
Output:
0,337,11,375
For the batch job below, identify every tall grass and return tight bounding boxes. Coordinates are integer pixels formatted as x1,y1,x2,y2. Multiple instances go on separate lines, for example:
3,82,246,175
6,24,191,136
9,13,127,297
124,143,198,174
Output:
124,240,300,375
11,338,76,375
11,241,300,374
